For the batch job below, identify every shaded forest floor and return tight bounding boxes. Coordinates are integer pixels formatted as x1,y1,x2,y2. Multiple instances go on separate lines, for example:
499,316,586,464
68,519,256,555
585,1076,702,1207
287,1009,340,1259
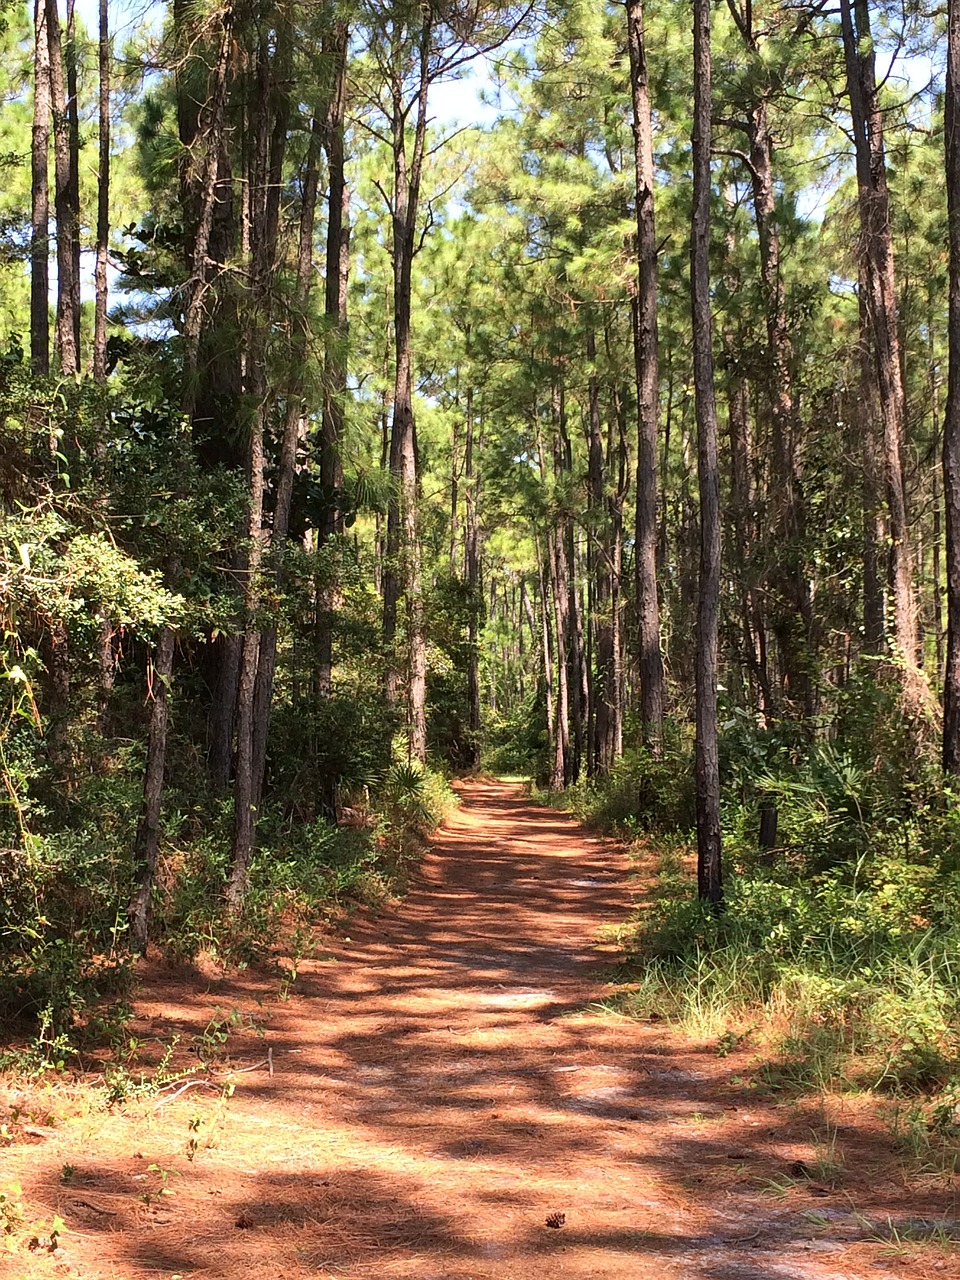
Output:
2,780,959,1279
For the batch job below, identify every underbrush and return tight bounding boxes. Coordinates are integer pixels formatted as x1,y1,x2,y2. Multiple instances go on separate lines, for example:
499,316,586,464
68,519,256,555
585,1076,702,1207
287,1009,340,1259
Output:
0,757,455,1073
153,761,455,961
480,692,549,779
564,680,960,1174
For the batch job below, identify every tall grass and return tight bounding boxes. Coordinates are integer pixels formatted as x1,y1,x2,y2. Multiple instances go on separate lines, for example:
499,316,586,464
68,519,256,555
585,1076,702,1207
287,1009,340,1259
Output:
560,688,960,1167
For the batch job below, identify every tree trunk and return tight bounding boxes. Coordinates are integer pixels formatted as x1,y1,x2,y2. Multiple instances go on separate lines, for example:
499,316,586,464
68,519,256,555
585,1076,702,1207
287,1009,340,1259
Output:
65,0,80,359
465,385,482,763
96,618,115,735
252,101,322,814
226,25,287,910
382,28,432,761
128,627,175,953
944,0,960,772
45,0,78,375
840,0,918,680
745,99,813,714
180,23,231,411
208,633,240,792
536,538,555,768
42,621,71,790
726,372,773,719
626,0,665,749
31,0,50,375
859,269,886,655
932,344,945,676
692,0,723,906
227,412,265,910
606,380,628,765
585,328,610,774
92,0,110,381
548,523,571,789
315,21,350,701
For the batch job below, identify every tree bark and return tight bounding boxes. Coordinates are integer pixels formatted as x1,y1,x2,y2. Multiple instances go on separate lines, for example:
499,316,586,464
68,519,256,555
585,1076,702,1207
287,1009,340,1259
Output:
382,22,432,762
226,23,287,910
859,268,886,655
840,0,917,679
944,0,960,772
692,0,723,906
726,371,773,719
31,0,50,375
535,537,555,768
180,22,231,413
128,627,175,953
209,634,240,793
65,0,80,359
552,382,584,783
626,0,665,749
585,328,609,774
746,102,812,714
548,522,571,789
45,0,78,375
315,21,350,701
465,384,482,763
93,0,110,381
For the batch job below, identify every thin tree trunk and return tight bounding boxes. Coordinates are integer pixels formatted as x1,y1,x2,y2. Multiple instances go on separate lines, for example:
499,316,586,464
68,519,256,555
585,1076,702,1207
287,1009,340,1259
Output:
932,348,944,676
93,0,110,380
181,23,231,412
65,0,80,359
31,0,50,375
860,269,886,655
840,0,917,680
450,408,459,575
42,621,71,789
209,634,240,792
692,0,722,906
552,383,584,783
536,538,555,767
253,95,322,813
128,626,175,953
585,328,608,774
383,26,431,761
627,0,665,748
727,372,772,718
549,524,571,789
465,385,482,762
943,0,960,772
96,619,115,735
45,0,78,375
747,101,813,714
135,8,232,904
608,381,628,764
226,27,284,911
315,21,350,704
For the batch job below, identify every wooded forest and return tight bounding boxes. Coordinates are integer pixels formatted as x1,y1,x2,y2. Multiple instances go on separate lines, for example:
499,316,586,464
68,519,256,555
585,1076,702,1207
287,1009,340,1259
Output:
3,0,960,1128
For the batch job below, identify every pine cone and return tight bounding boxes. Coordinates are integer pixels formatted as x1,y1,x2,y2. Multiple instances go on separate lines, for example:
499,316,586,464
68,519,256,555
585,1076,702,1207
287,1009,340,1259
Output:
545,1211,566,1229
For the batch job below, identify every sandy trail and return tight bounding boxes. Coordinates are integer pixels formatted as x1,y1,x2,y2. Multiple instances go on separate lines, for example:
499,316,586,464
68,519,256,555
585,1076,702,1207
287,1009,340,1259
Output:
3,780,954,1279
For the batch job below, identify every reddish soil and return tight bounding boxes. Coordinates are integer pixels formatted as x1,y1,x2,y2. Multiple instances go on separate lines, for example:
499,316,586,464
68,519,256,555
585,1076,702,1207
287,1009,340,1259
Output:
2,780,958,1279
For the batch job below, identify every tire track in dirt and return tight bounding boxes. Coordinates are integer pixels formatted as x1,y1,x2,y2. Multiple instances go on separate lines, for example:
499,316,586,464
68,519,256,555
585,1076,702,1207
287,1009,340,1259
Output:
4,780,952,1279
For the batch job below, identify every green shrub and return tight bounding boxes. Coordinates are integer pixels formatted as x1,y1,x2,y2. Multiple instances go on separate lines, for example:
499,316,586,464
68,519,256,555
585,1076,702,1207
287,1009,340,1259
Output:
561,723,696,836
579,678,960,1115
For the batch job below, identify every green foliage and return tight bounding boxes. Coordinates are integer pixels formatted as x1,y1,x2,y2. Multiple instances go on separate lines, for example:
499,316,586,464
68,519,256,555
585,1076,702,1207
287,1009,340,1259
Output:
379,761,452,837
481,689,548,777
578,682,960,1128
561,724,697,836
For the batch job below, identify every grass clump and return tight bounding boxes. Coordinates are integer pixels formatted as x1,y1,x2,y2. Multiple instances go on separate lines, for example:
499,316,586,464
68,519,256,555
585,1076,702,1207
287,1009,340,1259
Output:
567,682,960,1171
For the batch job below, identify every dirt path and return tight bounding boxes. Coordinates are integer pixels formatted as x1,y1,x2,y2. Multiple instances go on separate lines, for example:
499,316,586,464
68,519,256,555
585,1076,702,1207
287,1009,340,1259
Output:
2,780,956,1279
